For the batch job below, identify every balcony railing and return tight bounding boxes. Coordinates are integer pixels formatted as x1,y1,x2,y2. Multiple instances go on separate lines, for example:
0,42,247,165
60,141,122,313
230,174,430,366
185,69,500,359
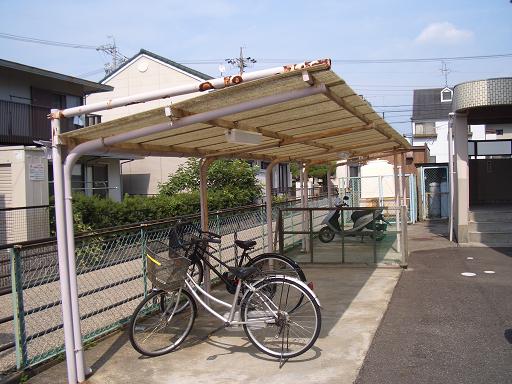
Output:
0,100,100,146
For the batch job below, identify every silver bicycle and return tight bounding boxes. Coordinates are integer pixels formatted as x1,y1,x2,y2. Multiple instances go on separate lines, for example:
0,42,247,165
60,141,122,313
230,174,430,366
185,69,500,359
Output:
128,236,322,359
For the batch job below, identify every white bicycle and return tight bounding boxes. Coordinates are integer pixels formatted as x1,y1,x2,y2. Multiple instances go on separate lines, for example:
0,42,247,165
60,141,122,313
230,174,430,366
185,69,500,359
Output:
128,236,322,359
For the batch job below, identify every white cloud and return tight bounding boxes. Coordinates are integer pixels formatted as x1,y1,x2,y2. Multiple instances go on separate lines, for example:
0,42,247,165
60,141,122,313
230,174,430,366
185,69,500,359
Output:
415,22,473,45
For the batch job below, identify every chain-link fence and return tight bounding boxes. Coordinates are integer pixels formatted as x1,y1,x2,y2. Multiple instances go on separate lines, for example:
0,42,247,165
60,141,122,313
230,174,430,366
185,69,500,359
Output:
0,195,328,375
420,166,449,219
339,175,417,223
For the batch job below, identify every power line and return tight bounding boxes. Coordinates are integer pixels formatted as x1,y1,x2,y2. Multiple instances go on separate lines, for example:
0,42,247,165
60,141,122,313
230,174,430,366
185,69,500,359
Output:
0,32,98,49
175,52,512,65
0,32,129,76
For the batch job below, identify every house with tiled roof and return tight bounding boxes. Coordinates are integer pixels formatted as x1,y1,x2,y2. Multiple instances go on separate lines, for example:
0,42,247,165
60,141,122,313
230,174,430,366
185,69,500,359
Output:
87,49,292,197
86,49,214,195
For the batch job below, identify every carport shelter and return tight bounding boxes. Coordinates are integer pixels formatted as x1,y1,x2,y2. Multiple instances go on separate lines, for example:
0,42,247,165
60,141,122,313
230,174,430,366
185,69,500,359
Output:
49,59,410,384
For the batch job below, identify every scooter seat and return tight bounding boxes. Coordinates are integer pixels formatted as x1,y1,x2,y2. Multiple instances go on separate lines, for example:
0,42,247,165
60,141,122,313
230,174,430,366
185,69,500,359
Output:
235,240,257,250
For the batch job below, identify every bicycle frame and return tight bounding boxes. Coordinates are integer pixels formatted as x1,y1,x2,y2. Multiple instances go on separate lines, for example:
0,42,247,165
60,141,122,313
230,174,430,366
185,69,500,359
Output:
184,273,278,326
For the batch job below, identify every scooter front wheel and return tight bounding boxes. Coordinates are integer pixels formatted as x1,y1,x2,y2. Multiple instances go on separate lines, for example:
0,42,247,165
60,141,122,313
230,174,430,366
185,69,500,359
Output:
319,226,335,243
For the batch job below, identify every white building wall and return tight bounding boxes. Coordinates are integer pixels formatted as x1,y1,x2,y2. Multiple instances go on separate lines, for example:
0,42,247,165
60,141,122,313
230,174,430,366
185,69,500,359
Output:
86,54,208,195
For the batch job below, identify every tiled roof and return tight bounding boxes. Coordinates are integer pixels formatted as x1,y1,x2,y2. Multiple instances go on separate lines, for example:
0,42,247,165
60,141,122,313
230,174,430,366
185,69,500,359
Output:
412,88,452,121
100,49,213,83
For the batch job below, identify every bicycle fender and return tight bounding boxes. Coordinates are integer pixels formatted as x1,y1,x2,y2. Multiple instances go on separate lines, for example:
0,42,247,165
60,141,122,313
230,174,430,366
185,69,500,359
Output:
250,253,305,277
246,275,322,308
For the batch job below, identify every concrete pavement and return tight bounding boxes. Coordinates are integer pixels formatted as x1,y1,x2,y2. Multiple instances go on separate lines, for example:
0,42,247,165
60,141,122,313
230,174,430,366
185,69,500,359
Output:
27,266,401,384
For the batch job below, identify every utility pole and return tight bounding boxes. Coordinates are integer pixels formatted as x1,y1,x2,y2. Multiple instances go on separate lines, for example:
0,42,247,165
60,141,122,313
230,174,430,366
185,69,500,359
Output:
97,36,128,76
440,61,451,87
225,47,257,75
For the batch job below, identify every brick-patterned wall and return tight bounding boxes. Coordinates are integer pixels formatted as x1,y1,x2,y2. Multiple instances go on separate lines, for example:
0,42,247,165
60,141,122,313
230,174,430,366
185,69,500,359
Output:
453,78,512,111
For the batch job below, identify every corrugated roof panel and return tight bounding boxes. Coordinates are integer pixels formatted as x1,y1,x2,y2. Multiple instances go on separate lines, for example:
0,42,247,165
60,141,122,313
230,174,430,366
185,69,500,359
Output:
60,64,411,164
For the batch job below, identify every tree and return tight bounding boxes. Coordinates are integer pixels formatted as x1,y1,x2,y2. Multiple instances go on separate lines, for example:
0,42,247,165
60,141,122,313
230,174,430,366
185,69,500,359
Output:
290,162,336,186
158,158,262,207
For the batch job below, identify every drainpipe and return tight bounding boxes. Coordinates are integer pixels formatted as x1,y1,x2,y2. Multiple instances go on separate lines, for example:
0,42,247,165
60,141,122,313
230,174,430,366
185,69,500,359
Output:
200,158,213,296
265,160,280,252
50,111,77,384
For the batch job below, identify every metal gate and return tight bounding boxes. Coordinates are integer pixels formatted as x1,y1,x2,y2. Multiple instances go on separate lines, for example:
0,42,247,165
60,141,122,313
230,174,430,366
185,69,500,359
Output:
419,165,449,219
339,175,417,223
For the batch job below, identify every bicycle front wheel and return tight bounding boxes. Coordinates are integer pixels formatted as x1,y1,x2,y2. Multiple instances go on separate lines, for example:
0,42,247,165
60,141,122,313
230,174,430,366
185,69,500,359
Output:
241,277,321,359
129,289,196,357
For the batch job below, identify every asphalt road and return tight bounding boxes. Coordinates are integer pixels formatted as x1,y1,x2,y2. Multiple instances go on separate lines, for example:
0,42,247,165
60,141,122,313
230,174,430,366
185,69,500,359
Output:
355,246,512,384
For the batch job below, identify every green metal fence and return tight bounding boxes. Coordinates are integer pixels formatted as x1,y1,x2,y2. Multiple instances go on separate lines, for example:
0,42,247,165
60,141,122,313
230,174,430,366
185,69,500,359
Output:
0,196,327,375
278,205,409,266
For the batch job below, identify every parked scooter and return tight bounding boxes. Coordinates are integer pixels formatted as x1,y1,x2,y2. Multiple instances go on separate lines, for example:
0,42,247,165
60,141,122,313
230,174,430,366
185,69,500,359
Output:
318,196,390,243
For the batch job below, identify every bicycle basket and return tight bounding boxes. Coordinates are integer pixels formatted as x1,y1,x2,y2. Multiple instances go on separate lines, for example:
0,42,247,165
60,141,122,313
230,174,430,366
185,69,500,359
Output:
145,240,191,291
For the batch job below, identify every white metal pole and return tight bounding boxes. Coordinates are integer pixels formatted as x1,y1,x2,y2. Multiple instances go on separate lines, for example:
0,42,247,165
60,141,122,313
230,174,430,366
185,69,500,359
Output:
63,163,88,382
51,59,331,119
448,113,455,242
266,160,280,252
50,111,77,384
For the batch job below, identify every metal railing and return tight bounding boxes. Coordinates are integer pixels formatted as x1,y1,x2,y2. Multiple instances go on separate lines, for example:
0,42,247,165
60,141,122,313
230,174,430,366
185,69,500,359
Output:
277,205,408,266
0,99,101,145
0,195,327,374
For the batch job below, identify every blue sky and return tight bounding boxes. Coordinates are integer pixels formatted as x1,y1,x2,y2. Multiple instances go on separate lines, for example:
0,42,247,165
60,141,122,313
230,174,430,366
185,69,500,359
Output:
1,0,511,134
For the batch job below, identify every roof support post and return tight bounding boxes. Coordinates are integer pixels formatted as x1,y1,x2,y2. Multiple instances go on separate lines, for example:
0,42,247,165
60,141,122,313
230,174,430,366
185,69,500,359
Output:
453,112,469,243
63,160,88,383
400,152,407,207
448,113,455,242
51,111,78,384
393,153,401,252
327,166,333,207
200,158,214,296
301,164,310,253
265,160,280,252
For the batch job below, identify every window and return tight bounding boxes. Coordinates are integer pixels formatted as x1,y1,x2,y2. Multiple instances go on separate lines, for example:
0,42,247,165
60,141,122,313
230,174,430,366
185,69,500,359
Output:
260,161,269,170
414,122,436,136
440,87,453,103
92,164,108,198
349,165,360,178
496,129,504,136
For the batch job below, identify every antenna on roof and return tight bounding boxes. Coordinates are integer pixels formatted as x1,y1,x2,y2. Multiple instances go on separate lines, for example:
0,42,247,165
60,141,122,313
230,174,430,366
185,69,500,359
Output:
225,47,257,75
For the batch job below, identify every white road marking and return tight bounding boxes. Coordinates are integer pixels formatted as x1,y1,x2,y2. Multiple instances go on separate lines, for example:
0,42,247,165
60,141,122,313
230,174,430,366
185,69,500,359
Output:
461,272,476,277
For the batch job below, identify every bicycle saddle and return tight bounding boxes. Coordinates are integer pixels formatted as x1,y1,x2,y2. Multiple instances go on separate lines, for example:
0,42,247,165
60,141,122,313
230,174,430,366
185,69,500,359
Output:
228,266,260,280
235,239,257,250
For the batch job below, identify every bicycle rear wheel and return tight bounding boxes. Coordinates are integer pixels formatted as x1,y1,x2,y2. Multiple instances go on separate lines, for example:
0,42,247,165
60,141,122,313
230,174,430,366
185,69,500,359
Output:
246,253,306,282
129,289,196,357
241,277,321,359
